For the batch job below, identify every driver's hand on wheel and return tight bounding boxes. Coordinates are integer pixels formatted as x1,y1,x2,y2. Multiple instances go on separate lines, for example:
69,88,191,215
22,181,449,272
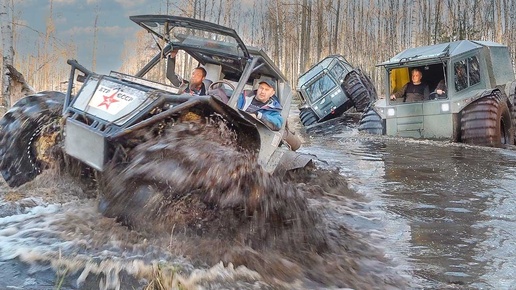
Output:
437,89,445,95
390,94,396,100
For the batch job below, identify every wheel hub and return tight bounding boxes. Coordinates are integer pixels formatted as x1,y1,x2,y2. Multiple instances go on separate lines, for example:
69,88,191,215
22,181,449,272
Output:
29,121,61,171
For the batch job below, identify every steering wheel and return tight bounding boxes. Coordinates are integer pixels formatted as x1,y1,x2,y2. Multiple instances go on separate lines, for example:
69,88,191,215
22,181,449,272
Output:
428,91,447,100
209,80,236,91
428,92,438,100
208,80,235,104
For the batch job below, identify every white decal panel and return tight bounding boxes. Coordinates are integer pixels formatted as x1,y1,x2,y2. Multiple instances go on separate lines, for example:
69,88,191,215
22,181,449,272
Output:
88,86,135,115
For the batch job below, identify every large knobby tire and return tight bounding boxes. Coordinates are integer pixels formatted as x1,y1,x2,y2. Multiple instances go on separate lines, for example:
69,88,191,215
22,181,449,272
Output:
299,107,319,127
460,92,513,147
0,91,65,187
358,107,384,135
342,69,378,112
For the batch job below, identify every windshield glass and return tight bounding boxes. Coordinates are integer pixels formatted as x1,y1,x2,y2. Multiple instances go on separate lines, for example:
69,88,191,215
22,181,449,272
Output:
306,74,337,102
172,27,239,48
138,19,243,57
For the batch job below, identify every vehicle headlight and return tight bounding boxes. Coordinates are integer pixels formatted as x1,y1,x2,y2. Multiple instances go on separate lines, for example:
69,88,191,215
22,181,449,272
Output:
387,108,396,117
441,103,450,112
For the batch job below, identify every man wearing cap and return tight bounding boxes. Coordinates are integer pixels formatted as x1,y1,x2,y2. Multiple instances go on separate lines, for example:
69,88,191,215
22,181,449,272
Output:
237,79,283,131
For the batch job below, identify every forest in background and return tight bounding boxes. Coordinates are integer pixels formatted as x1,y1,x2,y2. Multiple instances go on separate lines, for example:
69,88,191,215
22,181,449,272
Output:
2,0,516,108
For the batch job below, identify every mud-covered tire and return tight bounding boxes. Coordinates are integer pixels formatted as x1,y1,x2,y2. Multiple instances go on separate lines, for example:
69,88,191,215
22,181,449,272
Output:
358,107,384,135
299,107,319,127
342,69,378,112
460,92,513,147
0,91,65,187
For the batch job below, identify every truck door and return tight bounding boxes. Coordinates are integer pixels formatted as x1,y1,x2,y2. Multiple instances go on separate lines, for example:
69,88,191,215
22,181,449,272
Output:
392,102,424,138
388,68,424,138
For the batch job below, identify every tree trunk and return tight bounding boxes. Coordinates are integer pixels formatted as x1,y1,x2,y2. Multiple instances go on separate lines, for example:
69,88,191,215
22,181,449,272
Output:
333,0,341,54
299,0,308,73
433,0,441,42
274,0,281,68
315,0,323,62
92,12,98,71
1,0,14,109
304,0,312,70
6,64,35,104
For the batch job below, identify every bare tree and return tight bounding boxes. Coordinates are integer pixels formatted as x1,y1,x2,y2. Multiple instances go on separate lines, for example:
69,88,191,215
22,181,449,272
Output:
332,0,341,54
92,6,99,71
4,0,516,101
0,0,13,109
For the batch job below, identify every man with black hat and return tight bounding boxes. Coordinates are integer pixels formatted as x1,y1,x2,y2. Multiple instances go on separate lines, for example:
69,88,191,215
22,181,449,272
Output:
237,78,283,131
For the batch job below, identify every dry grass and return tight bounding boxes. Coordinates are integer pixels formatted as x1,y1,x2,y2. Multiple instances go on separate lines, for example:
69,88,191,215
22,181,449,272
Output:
144,263,185,290
3,191,24,202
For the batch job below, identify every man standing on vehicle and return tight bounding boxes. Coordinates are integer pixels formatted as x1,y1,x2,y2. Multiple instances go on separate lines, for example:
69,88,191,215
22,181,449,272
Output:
237,79,283,131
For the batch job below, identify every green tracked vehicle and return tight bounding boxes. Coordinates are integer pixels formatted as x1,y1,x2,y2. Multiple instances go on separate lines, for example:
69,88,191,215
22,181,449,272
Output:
297,55,378,130
359,40,516,147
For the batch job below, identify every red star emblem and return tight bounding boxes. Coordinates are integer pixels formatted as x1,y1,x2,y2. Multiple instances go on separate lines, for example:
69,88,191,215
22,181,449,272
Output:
98,90,119,109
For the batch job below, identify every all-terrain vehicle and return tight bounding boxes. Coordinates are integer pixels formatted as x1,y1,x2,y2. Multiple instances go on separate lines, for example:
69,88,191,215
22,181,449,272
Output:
359,40,516,147
0,16,311,208
297,55,378,129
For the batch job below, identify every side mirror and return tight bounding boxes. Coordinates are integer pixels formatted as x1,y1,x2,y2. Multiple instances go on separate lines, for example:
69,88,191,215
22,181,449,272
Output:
76,74,86,83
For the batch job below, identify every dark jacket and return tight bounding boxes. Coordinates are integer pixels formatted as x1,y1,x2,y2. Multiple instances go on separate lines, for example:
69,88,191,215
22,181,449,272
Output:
237,92,283,131
394,82,430,102
183,82,206,95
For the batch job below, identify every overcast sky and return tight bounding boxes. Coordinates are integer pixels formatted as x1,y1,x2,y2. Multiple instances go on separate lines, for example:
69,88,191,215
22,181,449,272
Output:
14,0,176,74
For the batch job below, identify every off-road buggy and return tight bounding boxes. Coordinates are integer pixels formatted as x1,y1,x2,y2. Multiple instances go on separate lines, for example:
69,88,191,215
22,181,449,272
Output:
0,16,311,203
359,40,516,147
297,55,377,130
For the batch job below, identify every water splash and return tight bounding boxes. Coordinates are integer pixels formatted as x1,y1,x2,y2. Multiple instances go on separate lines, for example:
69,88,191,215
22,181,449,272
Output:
0,121,411,289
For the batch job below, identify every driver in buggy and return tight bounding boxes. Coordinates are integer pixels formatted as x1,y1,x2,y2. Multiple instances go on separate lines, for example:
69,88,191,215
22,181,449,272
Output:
237,78,283,131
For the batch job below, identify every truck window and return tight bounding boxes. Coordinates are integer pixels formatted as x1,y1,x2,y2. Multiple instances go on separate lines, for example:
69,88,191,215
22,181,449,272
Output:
329,62,350,83
454,56,480,92
468,56,480,86
454,61,467,91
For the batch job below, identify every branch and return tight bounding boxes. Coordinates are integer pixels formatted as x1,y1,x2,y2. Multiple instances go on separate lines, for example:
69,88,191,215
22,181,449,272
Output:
6,64,36,96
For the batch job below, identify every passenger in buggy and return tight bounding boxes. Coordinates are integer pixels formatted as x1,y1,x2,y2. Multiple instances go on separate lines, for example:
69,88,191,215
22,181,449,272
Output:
166,49,207,95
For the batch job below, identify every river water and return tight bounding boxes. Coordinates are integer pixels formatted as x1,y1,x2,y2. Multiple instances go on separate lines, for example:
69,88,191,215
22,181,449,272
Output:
1,114,516,289
298,117,516,289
